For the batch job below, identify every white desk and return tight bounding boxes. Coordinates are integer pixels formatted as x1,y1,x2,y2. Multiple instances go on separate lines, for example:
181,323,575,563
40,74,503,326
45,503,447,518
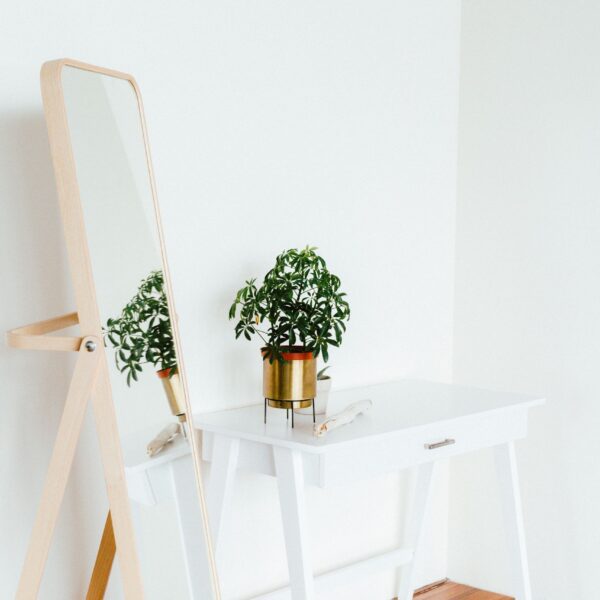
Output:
122,428,211,599
196,380,544,600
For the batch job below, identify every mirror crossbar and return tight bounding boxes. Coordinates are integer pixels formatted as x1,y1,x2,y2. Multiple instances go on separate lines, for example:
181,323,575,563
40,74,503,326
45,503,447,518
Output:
6,312,83,352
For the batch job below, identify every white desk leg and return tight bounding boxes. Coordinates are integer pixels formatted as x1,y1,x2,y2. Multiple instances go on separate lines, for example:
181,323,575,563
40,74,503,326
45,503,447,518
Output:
396,461,435,600
170,455,214,600
273,446,315,600
207,434,240,556
494,442,532,600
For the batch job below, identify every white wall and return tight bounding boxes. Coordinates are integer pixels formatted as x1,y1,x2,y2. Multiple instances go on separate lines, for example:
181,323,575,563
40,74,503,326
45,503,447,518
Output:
0,1,460,598
450,2,600,599
170,3,461,596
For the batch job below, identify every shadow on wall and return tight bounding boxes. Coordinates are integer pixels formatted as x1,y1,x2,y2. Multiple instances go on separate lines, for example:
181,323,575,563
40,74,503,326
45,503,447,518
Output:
0,112,106,597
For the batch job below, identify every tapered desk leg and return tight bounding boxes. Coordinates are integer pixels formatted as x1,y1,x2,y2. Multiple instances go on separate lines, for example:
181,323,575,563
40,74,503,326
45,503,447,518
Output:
494,442,532,600
171,454,216,599
206,435,240,558
273,446,314,600
396,461,435,600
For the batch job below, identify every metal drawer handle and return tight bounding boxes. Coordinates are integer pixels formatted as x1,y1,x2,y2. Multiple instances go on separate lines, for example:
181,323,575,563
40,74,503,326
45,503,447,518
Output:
425,438,455,450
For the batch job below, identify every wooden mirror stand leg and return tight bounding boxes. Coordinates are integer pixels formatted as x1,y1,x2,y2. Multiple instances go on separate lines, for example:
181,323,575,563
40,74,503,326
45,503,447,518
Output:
7,313,143,599
86,512,116,600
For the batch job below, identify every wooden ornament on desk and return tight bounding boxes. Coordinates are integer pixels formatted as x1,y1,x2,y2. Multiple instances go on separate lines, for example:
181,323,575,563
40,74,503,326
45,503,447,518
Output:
313,398,373,437
147,422,182,457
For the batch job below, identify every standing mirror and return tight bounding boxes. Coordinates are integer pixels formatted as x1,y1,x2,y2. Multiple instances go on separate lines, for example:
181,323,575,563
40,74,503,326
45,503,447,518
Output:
40,59,219,599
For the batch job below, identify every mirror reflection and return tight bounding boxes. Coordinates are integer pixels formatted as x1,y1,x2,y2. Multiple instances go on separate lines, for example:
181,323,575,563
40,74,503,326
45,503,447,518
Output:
61,65,213,599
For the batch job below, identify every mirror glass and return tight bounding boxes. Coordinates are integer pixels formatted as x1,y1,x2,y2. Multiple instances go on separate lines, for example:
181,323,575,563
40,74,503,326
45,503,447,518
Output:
61,65,215,599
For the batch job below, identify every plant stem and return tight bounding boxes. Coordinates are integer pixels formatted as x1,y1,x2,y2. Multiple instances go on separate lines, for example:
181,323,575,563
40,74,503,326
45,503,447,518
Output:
256,330,268,345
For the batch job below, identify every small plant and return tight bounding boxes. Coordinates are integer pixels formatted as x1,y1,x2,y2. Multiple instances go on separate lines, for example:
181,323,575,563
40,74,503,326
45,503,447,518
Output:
105,270,177,386
229,246,350,362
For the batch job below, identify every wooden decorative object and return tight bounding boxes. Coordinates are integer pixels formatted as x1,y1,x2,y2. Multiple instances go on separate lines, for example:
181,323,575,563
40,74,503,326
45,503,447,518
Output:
7,58,221,599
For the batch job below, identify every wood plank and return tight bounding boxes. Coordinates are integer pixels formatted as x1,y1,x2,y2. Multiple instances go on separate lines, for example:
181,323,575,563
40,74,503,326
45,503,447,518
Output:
15,339,101,599
90,361,144,599
86,512,116,600
6,312,82,352
413,581,512,600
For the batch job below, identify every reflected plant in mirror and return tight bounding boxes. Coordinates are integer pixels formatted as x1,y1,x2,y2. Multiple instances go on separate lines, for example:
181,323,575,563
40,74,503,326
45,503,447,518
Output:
104,269,186,423
229,246,350,422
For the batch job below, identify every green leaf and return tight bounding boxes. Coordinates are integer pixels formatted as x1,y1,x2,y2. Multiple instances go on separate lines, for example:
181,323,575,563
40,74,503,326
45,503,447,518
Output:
103,269,175,387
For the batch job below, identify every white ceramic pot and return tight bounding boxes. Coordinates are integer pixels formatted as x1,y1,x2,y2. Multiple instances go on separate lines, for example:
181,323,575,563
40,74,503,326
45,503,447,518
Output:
295,377,331,416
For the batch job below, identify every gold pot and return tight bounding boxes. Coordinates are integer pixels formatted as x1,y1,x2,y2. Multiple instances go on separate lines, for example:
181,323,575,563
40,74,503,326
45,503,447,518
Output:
262,347,316,409
157,367,186,422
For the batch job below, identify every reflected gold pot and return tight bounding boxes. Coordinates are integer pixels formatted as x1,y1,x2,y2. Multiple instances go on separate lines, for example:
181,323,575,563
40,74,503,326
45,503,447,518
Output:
157,367,186,422
262,347,316,409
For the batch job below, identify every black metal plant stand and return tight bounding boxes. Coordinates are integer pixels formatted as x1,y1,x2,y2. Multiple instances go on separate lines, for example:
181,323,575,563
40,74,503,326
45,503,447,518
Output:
264,398,315,428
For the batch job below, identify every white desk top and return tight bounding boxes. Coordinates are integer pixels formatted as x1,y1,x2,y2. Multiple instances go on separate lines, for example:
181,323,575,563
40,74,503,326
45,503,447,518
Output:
193,379,544,454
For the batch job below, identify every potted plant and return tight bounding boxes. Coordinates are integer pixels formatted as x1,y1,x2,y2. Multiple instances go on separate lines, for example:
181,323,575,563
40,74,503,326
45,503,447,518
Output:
229,246,350,424
296,366,332,416
104,270,186,423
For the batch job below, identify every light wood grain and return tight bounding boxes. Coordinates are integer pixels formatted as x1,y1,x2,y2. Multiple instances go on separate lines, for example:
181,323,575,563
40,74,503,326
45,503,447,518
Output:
15,337,101,599
414,580,512,599
86,512,116,600
37,58,145,599
90,359,144,598
7,312,81,351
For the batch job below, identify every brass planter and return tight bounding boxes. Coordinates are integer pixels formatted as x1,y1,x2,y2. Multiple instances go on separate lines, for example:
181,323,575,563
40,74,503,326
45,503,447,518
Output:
157,367,186,422
262,347,316,426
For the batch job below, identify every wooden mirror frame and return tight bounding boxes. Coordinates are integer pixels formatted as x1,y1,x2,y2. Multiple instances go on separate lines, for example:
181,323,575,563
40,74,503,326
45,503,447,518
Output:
8,58,220,599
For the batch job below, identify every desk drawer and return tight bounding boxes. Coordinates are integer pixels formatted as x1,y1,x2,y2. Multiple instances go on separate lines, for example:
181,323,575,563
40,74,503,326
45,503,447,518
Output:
319,406,529,487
